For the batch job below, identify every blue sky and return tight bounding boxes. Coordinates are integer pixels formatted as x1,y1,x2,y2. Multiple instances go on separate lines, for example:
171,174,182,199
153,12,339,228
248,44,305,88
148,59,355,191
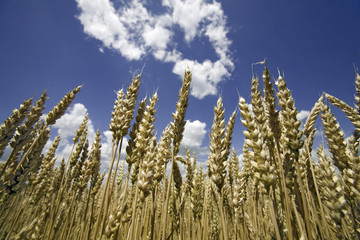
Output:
0,0,359,168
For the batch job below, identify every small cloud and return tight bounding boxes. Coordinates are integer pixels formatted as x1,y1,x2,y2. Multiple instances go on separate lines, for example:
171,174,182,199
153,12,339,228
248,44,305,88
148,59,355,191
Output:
238,153,244,169
182,120,207,148
50,105,128,173
177,119,209,163
95,130,128,173
99,47,104,53
297,110,310,121
52,103,96,146
173,59,231,99
100,130,114,171
44,103,96,165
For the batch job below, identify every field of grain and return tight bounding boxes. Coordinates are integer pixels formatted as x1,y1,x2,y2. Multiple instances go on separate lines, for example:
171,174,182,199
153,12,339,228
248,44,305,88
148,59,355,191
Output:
0,65,359,239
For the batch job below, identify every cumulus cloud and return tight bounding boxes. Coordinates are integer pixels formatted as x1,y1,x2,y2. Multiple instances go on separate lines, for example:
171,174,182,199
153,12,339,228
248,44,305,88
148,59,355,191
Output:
100,130,114,170
182,120,207,148
179,119,209,162
46,103,95,163
100,130,128,173
0,102,128,174
297,110,310,121
45,103,129,173
53,103,96,145
173,59,231,99
75,0,234,99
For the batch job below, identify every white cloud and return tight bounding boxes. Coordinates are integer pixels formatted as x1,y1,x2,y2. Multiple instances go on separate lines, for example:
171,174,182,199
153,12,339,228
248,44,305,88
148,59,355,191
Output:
173,59,231,99
182,120,207,148
99,130,128,173
238,153,244,169
47,103,129,173
76,0,147,60
45,103,96,164
52,103,96,145
297,110,310,121
1,102,130,175
100,130,113,170
310,147,331,164
142,24,173,51
163,0,220,43
176,119,209,163
75,0,234,99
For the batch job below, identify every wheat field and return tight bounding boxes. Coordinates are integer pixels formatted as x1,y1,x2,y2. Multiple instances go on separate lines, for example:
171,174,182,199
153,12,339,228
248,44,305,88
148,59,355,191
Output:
0,65,359,239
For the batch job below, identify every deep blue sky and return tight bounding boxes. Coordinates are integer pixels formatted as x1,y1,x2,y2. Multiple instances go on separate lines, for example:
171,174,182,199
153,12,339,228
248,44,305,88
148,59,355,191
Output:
0,0,359,163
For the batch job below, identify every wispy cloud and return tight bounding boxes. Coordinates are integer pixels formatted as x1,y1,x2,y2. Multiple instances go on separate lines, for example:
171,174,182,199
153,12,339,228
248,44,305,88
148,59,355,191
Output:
75,0,234,99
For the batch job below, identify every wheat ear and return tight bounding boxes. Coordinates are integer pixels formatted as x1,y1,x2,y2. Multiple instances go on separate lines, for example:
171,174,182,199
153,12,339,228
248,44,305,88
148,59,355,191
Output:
162,68,192,240
0,97,32,159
